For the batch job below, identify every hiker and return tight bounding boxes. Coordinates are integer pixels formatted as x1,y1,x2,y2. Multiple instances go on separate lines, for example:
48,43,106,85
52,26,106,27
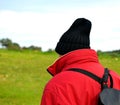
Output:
40,18,120,105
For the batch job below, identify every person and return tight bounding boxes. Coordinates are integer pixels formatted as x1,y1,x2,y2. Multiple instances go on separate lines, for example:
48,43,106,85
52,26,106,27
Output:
40,18,120,105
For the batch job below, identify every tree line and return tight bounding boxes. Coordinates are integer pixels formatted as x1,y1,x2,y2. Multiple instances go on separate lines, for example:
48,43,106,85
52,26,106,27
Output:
0,38,42,51
0,38,119,53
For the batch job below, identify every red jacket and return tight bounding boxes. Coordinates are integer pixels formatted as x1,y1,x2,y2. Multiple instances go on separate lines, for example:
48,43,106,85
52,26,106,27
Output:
41,49,120,105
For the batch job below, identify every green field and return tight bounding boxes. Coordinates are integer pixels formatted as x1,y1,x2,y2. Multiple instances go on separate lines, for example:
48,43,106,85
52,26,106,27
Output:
0,49,120,105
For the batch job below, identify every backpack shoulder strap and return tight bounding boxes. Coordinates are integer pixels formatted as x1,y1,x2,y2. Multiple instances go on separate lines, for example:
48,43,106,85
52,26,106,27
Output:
101,68,109,89
69,68,113,88
69,68,102,84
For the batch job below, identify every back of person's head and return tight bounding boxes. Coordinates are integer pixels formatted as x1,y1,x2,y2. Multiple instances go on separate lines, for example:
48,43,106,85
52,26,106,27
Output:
55,18,92,55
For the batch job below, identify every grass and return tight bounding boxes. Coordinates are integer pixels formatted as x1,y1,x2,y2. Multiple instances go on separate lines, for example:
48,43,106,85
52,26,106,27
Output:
98,52,120,74
0,49,120,105
0,49,58,105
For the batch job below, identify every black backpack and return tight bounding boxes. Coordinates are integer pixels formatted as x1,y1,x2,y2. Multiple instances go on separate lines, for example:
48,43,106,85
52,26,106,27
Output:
69,68,120,105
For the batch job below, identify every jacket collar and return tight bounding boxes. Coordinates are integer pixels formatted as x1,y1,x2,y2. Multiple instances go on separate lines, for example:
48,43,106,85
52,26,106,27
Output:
47,49,99,76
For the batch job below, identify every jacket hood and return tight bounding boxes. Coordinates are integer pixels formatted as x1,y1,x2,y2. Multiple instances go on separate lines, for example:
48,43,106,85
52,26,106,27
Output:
47,49,99,76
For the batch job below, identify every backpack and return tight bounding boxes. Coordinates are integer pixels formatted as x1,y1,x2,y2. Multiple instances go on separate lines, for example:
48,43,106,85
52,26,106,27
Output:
69,68,120,105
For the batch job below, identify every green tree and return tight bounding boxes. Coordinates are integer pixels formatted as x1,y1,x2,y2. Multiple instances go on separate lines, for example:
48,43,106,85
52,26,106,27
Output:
0,38,12,48
8,43,21,50
0,38,21,50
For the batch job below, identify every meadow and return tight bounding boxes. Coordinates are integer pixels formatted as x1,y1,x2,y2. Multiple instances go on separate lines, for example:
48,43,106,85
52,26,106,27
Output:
0,49,120,105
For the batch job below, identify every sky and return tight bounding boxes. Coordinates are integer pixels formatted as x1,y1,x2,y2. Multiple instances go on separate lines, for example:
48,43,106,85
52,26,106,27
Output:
0,0,120,51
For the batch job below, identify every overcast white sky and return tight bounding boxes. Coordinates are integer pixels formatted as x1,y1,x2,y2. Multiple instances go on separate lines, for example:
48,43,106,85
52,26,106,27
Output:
0,0,120,51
